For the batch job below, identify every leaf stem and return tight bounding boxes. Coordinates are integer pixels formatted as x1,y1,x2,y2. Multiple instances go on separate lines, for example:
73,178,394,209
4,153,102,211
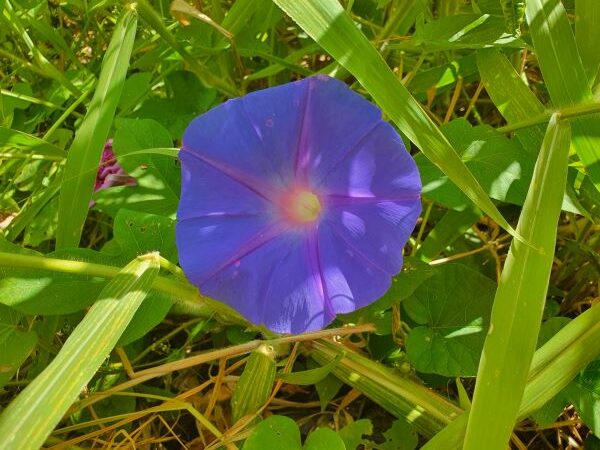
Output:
498,101,600,133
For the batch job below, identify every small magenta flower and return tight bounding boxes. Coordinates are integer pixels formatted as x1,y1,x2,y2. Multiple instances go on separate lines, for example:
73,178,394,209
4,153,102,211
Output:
94,139,136,192
177,76,421,334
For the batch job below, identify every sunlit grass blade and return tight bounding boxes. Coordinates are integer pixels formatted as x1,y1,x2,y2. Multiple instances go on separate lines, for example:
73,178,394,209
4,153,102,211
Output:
55,9,137,249
421,303,600,450
526,0,600,191
0,126,66,159
477,48,545,155
271,0,517,238
463,114,571,450
526,0,589,105
0,253,159,450
575,0,600,84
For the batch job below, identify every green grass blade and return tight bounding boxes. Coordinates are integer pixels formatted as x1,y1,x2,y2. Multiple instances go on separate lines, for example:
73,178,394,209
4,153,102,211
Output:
55,10,137,249
526,0,589,105
463,114,571,450
575,0,600,84
526,0,600,190
271,0,516,238
0,253,159,450
476,48,545,155
0,126,66,158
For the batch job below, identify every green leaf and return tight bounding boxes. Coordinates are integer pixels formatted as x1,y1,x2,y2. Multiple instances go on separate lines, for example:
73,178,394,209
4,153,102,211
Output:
94,118,179,217
56,10,137,248
500,0,526,35
463,115,571,450
304,427,346,450
565,359,600,434
131,71,217,139
107,209,177,263
526,0,600,191
315,372,344,412
310,340,463,438
0,304,37,389
271,0,516,238
537,316,571,348
243,415,302,450
530,391,568,427
404,263,496,377
118,72,153,113
22,194,58,247
420,304,600,450
136,0,238,97
338,419,373,450
0,253,159,449
416,118,535,209
279,353,343,385
231,344,276,423
418,206,483,261
0,243,171,346
0,247,113,315
408,55,479,97
379,418,418,450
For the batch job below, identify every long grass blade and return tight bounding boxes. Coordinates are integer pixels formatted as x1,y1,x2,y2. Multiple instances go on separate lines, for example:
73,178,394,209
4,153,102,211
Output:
0,253,159,450
55,10,137,249
271,0,517,238
526,0,600,191
575,0,600,84
463,114,571,450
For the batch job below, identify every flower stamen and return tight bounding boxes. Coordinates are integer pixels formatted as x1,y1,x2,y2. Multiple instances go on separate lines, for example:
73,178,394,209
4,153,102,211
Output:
282,189,321,224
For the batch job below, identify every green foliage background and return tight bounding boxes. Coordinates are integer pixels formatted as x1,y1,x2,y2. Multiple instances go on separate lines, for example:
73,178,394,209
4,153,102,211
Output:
0,0,599,448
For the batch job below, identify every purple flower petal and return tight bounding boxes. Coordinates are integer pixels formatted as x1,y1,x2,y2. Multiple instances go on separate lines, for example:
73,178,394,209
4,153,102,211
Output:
176,215,279,286
176,76,422,334
182,80,307,191
295,76,382,184
200,233,330,334
178,151,274,218
316,223,392,313
315,122,421,198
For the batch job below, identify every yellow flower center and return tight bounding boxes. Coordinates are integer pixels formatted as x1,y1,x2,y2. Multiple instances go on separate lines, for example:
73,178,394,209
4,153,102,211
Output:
283,189,321,224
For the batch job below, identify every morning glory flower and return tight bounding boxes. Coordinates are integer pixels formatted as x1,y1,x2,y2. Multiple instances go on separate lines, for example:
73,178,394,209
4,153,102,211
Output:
176,76,421,334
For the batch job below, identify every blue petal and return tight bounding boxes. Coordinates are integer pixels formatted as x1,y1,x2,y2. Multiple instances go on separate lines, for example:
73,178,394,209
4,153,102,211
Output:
294,76,382,185
321,200,422,275
177,151,274,219
182,80,308,190
176,215,279,287
316,223,393,313
315,121,421,198
200,231,331,334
